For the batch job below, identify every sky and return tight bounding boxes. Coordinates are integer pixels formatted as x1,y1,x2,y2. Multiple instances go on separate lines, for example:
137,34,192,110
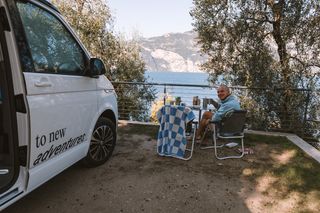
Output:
107,0,194,38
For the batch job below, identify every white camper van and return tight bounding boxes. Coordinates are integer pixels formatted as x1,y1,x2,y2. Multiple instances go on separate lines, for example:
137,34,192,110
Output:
0,0,118,210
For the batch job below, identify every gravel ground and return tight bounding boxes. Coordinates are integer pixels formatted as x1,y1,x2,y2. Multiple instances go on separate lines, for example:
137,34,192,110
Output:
4,122,318,213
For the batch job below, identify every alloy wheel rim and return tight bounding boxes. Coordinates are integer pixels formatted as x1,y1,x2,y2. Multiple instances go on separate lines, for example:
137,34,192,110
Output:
89,125,114,161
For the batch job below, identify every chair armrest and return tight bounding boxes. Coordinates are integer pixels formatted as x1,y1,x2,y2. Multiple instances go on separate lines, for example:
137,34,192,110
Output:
209,99,220,109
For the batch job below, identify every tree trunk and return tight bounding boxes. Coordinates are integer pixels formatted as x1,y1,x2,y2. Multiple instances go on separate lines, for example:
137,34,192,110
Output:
269,0,293,131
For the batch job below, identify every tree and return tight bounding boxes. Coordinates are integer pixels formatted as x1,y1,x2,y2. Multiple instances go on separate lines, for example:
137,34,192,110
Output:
190,0,320,133
107,36,156,121
53,0,155,121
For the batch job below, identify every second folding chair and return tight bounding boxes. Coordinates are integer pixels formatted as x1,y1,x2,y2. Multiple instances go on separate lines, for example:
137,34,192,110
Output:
200,110,247,160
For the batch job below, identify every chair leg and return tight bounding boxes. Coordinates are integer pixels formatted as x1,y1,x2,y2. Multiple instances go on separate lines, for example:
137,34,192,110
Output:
214,137,245,160
184,129,196,160
181,123,197,161
199,127,208,143
200,127,223,150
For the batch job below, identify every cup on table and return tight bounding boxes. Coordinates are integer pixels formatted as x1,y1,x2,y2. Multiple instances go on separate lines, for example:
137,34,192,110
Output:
197,98,201,106
175,97,181,105
202,98,209,109
193,96,201,106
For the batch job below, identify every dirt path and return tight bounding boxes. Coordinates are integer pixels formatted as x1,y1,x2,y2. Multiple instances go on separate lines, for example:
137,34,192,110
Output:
4,123,319,212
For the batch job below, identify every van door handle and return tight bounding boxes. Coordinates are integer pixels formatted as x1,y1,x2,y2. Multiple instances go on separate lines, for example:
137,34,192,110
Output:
0,169,9,175
34,78,52,87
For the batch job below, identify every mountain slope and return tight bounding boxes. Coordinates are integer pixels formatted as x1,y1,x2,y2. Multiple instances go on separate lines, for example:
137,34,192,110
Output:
139,31,206,72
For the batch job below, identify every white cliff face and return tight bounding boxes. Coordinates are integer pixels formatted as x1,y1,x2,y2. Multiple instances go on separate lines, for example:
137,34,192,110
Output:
150,49,194,71
138,31,206,72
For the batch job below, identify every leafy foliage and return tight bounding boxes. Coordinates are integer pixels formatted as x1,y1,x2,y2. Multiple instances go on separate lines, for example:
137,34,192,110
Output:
17,2,86,74
52,0,155,120
190,0,320,134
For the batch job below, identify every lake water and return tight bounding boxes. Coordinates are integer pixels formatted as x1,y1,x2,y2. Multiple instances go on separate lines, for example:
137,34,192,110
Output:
144,71,218,107
145,71,210,85
143,71,319,122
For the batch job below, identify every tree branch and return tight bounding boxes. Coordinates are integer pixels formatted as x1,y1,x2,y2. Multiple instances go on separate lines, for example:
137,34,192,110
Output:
245,17,273,24
289,56,320,68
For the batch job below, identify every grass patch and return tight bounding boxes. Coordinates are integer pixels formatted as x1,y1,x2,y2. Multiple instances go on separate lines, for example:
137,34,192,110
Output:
245,133,320,198
118,123,159,138
245,133,290,145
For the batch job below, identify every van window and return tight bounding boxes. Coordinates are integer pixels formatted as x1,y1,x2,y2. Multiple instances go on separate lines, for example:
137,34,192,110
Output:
16,2,86,75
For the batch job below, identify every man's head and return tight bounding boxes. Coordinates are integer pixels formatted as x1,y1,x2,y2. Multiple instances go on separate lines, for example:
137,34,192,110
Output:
217,84,230,100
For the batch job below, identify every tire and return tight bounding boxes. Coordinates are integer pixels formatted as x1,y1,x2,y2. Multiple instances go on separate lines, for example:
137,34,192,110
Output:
83,117,116,167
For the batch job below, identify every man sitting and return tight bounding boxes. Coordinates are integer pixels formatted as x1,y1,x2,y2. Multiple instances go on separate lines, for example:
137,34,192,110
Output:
196,84,240,139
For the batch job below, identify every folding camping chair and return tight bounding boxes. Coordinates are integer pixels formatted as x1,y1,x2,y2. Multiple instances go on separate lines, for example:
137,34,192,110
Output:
156,105,198,160
200,110,247,160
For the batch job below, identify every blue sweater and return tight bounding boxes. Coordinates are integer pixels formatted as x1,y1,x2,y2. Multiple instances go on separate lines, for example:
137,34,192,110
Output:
213,95,240,121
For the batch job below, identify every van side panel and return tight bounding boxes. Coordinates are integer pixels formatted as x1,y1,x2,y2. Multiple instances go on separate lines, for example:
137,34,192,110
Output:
27,143,87,191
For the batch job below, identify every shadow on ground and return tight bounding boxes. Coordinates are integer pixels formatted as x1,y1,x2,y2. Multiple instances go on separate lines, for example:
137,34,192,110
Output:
4,122,320,213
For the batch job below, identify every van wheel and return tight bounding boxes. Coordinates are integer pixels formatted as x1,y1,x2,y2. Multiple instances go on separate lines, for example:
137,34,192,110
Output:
83,117,116,167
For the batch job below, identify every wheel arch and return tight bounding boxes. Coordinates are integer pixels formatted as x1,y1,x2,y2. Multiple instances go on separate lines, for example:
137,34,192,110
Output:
83,106,117,155
83,109,117,167
100,109,117,126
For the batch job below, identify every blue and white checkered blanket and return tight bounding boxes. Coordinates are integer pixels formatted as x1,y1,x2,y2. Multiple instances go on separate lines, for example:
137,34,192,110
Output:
156,105,195,158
